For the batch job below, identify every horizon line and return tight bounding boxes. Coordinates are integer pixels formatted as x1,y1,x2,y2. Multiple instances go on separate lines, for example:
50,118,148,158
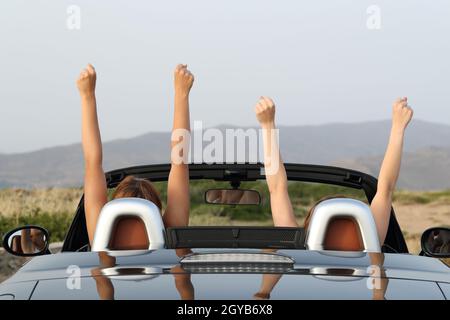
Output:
1,117,448,156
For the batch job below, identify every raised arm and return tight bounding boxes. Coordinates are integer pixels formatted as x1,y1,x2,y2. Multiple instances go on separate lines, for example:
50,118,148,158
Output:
255,97,297,227
77,64,108,244
163,65,194,228
370,97,413,245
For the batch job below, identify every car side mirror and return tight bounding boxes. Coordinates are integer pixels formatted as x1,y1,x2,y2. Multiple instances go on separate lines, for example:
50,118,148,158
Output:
420,227,450,258
2,226,50,257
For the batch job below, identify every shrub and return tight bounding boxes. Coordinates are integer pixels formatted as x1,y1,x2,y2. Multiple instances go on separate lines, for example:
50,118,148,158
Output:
0,212,73,247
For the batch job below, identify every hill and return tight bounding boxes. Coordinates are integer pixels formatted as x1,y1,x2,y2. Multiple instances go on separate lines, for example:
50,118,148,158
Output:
1,120,450,189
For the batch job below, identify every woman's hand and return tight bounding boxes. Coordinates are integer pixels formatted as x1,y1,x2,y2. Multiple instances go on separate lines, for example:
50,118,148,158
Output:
165,64,193,229
392,97,413,132
78,63,106,244
77,64,97,97
174,64,194,97
255,96,276,127
370,96,413,245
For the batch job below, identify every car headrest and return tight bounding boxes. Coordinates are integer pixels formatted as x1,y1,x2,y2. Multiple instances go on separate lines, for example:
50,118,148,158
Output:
91,198,166,252
305,198,381,253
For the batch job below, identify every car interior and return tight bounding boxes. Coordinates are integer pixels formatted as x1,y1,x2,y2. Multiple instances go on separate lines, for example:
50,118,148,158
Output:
61,164,409,254
90,196,381,253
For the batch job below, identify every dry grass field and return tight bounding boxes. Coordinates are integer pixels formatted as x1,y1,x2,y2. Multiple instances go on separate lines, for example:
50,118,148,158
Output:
0,188,84,218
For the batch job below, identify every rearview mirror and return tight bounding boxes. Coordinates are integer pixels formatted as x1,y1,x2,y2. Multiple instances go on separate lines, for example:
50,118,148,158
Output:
205,189,261,205
2,226,50,257
421,227,450,258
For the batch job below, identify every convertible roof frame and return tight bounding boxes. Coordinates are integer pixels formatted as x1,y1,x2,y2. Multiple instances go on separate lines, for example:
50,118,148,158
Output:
62,163,406,253
105,163,376,200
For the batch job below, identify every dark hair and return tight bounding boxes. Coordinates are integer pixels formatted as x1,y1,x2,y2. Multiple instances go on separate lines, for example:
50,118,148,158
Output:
112,175,162,210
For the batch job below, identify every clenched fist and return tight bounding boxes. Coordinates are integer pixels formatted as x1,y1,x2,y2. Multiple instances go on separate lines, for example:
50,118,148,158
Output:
255,96,276,126
174,64,194,96
392,97,413,131
77,64,97,97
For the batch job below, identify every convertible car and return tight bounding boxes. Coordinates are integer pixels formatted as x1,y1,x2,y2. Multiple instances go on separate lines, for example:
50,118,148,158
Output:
1,163,449,300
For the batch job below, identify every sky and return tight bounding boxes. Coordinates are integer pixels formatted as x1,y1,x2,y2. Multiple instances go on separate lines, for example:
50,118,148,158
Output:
1,0,450,153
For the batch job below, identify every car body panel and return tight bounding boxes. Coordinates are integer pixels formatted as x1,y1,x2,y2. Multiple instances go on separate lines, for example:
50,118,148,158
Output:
438,282,450,299
0,281,37,300
28,274,443,300
1,249,448,299
2,249,449,284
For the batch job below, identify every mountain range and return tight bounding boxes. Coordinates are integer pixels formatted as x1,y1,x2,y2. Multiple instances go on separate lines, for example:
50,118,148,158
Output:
1,119,450,190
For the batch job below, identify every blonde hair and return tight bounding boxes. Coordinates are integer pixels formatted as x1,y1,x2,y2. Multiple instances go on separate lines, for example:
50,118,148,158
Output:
112,175,162,210
303,195,348,229
109,176,162,250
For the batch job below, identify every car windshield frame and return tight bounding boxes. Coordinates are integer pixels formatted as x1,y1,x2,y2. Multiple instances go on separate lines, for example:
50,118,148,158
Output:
61,163,408,253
